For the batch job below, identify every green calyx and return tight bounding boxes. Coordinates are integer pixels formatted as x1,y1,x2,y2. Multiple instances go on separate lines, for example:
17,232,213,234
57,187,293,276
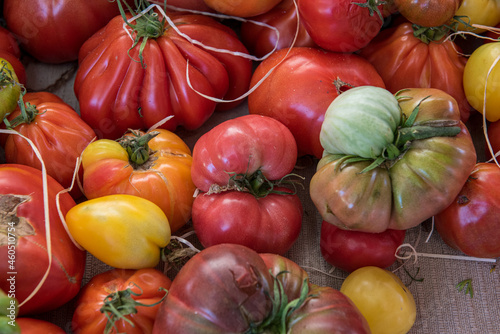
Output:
214,170,303,198
245,273,311,334
100,283,167,334
352,0,385,22
118,129,159,166
337,93,461,173
4,95,41,129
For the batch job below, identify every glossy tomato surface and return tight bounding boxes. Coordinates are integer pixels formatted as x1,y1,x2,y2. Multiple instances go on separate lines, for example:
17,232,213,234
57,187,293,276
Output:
248,47,386,158
434,162,500,258
0,164,86,315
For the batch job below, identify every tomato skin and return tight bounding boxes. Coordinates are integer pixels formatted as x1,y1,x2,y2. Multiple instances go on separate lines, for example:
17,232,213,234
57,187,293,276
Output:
0,59,21,122
248,47,386,158
0,164,86,316
297,0,383,52
340,266,417,334
3,0,133,63
320,221,406,273
310,88,477,232
486,119,500,158
65,194,171,269
463,42,500,122
75,11,252,139
72,268,171,334
240,0,317,58
81,129,196,233
434,163,500,258
454,0,500,33
152,244,275,333
191,114,298,191
16,318,65,333
1,92,97,200
192,187,303,254
360,21,471,123
203,0,282,17
0,27,25,85
394,0,463,27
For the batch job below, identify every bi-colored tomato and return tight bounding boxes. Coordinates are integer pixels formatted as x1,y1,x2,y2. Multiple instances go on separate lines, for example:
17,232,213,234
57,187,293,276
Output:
65,194,171,269
434,162,500,258
75,8,252,139
341,266,417,334
72,268,171,334
81,129,195,233
0,59,21,122
463,42,500,122
1,92,97,200
248,47,386,158
311,87,477,232
394,0,463,27
0,164,86,316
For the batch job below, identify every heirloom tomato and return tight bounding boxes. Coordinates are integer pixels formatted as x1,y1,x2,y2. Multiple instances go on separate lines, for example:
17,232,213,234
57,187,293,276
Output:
65,194,171,269
463,42,500,122
191,115,302,254
486,119,500,158
153,243,370,333
297,0,384,52
454,0,500,33
202,0,282,17
0,289,20,333
240,0,316,58
72,268,171,334
1,92,97,199
394,0,463,27
74,5,252,139
151,0,213,11
311,87,477,232
3,0,134,63
15,318,65,333
434,162,500,258
0,164,86,316
320,221,406,273
0,59,22,122
81,129,195,232
248,47,385,158
0,26,25,85
340,266,417,334
360,21,471,122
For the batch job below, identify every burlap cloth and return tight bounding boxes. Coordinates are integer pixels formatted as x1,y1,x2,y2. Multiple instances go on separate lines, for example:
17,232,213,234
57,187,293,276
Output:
26,57,499,334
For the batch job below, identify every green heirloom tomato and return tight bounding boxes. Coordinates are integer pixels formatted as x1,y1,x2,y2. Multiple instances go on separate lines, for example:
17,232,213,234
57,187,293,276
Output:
340,266,416,334
0,289,20,333
65,194,171,269
311,87,477,232
320,86,401,159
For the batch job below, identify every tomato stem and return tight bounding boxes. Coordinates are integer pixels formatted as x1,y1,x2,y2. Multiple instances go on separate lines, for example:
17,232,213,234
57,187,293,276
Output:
224,170,304,198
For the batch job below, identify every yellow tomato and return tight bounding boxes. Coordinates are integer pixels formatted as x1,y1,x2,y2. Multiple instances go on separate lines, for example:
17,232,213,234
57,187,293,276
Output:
65,194,171,269
463,42,500,122
340,266,417,334
203,0,282,17
454,0,500,33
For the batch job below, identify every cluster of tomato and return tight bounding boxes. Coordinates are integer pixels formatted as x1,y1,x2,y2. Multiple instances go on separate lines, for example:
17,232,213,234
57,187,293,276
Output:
0,0,499,333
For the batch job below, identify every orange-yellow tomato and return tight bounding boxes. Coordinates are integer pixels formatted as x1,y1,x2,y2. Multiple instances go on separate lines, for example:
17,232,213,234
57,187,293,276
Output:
203,0,282,17
81,129,196,232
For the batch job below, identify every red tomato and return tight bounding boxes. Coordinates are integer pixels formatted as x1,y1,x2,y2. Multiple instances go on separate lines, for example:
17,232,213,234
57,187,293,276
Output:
191,115,302,254
359,21,472,123
1,92,97,199
320,221,406,273
434,162,500,258
394,0,463,27
0,26,26,85
16,318,65,333
203,0,282,17
3,0,133,63
151,0,214,11
248,47,386,158
0,164,86,315
240,0,317,58
72,268,171,334
297,0,384,52
74,9,252,139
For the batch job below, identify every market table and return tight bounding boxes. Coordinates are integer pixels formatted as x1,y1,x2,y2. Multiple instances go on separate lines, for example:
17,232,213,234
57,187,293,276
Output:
17,43,500,334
